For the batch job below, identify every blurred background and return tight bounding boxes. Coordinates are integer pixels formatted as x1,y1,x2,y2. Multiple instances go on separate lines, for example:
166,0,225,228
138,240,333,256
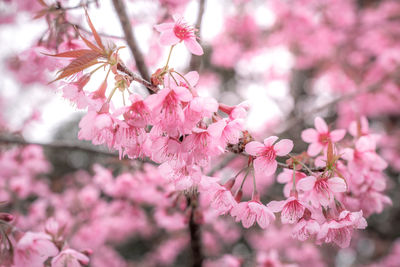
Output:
0,0,400,266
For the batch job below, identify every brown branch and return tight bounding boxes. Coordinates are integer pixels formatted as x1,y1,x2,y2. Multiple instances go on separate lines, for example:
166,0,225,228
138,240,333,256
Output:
70,23,125,40
189,0,206,71
187,193,203,267
0,135,118,157
111,0,151,83
117,62,158,93
276,74,387,135
0,135,157,165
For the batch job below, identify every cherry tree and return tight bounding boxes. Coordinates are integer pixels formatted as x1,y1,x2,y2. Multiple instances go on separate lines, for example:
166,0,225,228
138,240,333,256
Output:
0,0,399,266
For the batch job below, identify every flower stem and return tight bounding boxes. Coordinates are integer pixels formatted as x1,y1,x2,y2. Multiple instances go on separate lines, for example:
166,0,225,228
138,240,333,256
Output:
164,45,175,70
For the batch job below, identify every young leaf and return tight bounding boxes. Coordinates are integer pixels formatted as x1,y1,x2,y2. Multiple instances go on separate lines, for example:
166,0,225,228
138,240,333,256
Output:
85,10,105,51
43,49,96,58
37,0,48,7
75,27,103,54
51,52,102,82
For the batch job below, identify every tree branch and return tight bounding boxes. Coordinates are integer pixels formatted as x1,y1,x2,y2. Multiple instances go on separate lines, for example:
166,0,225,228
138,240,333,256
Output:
189,0,206,71
69,23,125,40
117,62,158,93
187,193,203,267
0,135,118,157
277,74,387,135
111,0,151,83
0,135,157,165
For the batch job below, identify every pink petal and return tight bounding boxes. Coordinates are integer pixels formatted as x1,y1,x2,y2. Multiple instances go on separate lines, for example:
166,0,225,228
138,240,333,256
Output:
330,129,346,142
314,117,328,133
160,31,180,46
274,139,293,156
297,176,316,191
356,136,375,152
267,200,286,212
263,159,278,176
184,71,199,86
263,136,279,146
208,120,225,138
184,38,204,55
245,141,264,156
154,22,174,32
328,177,347,192
307,143,323,157
301,128,319,143
173,86,193,102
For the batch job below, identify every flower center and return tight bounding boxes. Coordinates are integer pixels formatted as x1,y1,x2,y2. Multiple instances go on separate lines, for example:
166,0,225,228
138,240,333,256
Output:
318,133,330,145
173,23,193,40
261,146,276,161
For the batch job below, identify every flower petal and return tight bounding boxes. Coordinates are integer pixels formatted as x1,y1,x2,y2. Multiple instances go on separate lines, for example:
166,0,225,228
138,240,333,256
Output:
263,136,279,147
328,177,347,192
301,128,318,143
330,129,346,142
274,139,293,156
297,176,316,191
154,22,174,32
184,71,199,86
267,200,286,212
314,117,328,133
160,31,180,46
245,141,264,156
307,143,323,157
184,39,204,55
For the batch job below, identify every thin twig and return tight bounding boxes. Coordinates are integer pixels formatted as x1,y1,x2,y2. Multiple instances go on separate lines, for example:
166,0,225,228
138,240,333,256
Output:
187,193,203,267
111,0,151,83
0,135,117,157
0,135,157,165
277,75,385,135
117,62,158,93
70,23,125,40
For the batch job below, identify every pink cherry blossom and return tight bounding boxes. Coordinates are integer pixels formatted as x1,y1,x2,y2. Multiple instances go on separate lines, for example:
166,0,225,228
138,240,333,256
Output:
301,117,346,156
292,218,320,242
317,210,367,248
297,176,347,207
245,136,293,176
268,196,306,224
13,232,59,267
78,111,116,148
51,248,90,267
230,200,275,229
210,184,237,215
155,15,203,55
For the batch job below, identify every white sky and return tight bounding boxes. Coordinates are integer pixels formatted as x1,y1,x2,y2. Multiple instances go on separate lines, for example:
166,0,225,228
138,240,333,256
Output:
0,0,293,142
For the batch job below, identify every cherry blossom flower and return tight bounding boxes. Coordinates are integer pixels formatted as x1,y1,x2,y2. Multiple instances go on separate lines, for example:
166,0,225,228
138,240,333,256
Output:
297,176,347,207
155,15,203,55
317,210,367,248
51,248,90,267
78,111,115,148
245,136,293,176
268,196,306,224
146,85,192,137
209,184,237,215
292,218,320,242
301,117,346,156
13,232,59,267
230,199,275,229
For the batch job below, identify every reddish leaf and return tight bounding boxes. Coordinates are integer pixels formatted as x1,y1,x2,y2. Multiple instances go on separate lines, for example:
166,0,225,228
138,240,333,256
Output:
33,9,48,20
92,78,108,100
43,49,96,58
76,29,103,54
37,0,48,7
51,52,102,82
85,10,105,51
